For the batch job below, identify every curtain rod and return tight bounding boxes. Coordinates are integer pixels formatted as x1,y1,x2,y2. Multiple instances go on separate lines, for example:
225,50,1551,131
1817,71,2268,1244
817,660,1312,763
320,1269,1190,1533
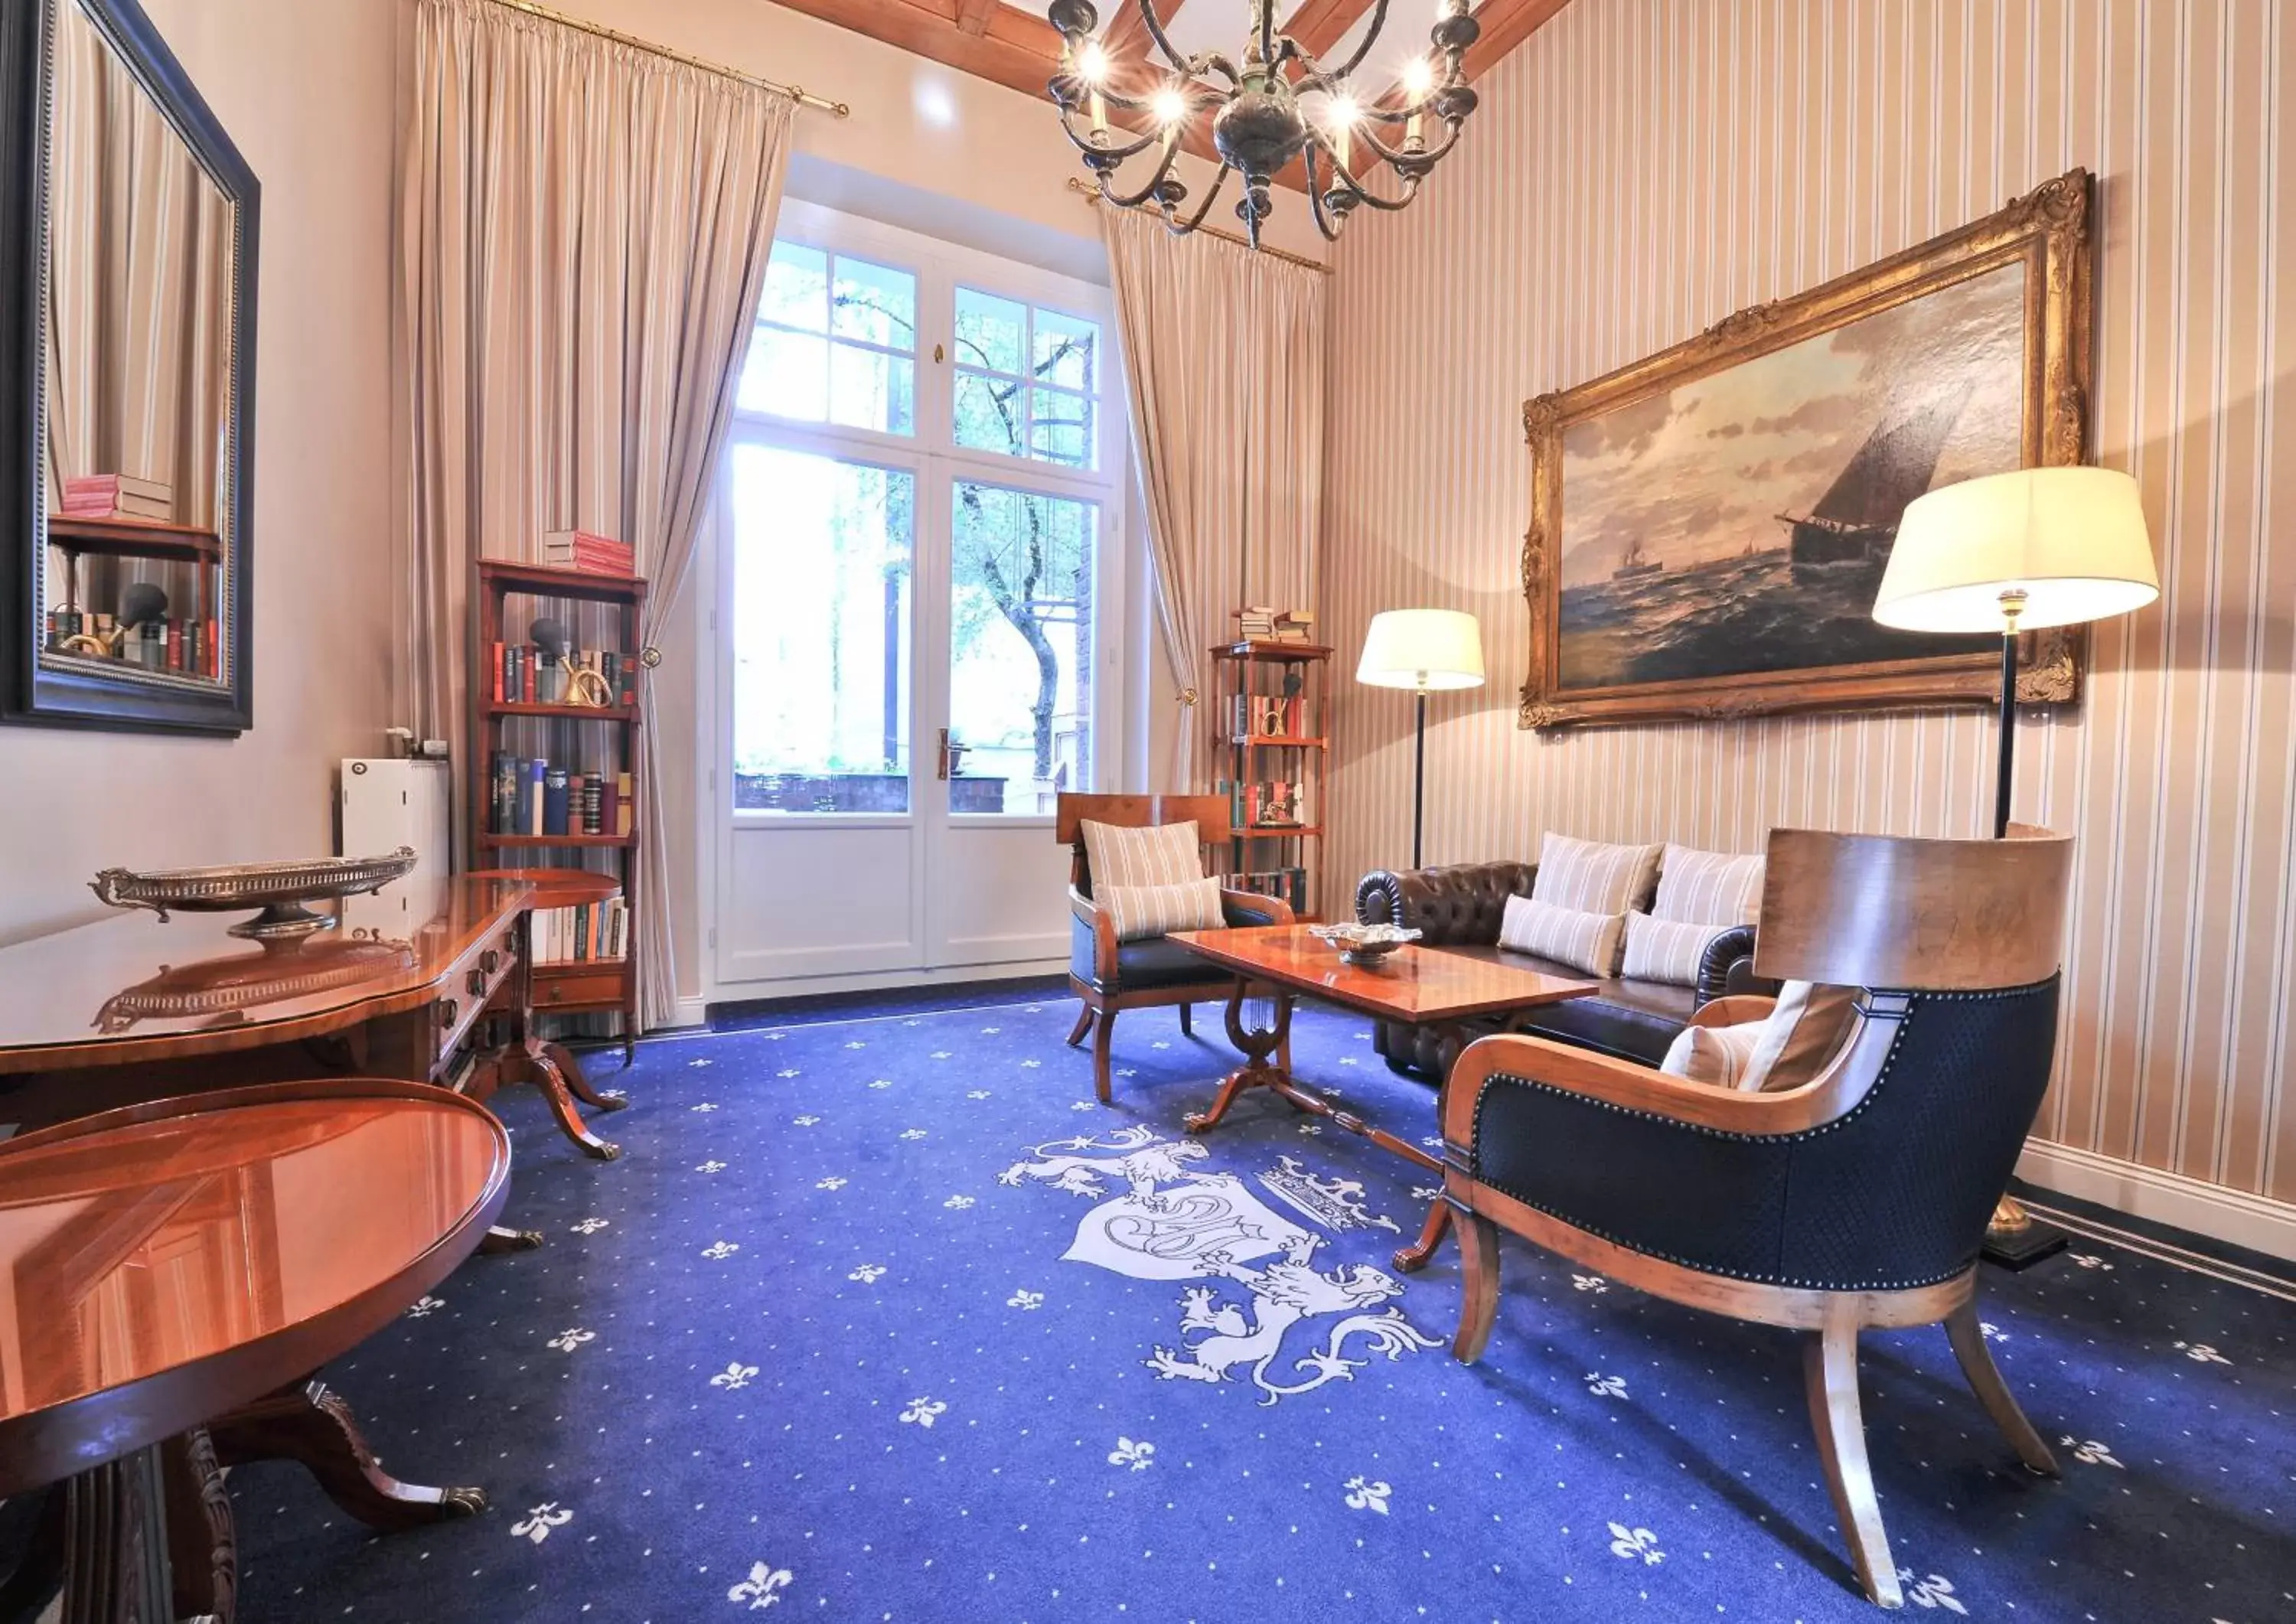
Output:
1067,178,1330,275
486,0,850,117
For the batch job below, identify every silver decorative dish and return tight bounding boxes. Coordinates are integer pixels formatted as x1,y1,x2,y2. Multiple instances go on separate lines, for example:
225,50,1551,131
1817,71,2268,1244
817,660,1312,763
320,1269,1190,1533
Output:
90,847,419,942
1308,921,1423,967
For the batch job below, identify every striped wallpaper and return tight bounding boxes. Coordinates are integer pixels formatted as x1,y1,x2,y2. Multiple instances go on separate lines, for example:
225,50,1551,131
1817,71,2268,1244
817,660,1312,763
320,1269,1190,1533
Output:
1322,0,2296,1205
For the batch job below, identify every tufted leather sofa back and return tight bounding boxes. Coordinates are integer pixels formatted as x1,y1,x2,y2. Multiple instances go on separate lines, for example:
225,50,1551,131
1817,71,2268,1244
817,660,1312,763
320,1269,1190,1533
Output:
1355,861,1538,947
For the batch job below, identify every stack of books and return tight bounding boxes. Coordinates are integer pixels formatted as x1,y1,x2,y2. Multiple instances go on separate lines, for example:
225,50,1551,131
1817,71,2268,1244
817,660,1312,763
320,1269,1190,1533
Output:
532,895,630,964
44,608,220,676
490,751,636,838
543,529,636,576
490,641,638,706
1234,606,1316,644
60,474,173,522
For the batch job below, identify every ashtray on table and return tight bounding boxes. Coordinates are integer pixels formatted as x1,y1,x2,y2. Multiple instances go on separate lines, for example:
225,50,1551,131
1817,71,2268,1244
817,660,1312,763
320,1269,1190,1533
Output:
1307,922,1422,967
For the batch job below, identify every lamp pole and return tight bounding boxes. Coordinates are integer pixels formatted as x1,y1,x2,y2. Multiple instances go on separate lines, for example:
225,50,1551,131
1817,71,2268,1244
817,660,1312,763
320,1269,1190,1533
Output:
1992,589,2027,840
1411,680,1429,869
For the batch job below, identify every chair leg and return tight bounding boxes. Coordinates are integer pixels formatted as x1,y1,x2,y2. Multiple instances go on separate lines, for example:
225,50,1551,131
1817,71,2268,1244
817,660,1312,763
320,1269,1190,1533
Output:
1066,1006,1095,1048
1945,1299,2059,1475
1451,1208,1501,1363
1802,1307,1903,1609
1179,1002,1193,1036
1091,1006,1115,1104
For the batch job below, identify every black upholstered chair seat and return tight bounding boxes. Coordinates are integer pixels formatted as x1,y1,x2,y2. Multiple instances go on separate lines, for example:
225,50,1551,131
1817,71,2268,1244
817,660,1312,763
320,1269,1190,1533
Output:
1070,925,1231,994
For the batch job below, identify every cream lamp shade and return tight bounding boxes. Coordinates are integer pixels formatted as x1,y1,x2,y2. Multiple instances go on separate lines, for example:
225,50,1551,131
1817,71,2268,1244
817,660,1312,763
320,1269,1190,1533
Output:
1356,608,1486,691
1874,465,2160,634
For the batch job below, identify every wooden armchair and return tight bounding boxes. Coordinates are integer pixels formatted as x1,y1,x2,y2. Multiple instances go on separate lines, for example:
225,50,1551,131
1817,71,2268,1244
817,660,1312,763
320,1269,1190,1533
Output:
1056,793,1294,1104
1441,826,2075,1608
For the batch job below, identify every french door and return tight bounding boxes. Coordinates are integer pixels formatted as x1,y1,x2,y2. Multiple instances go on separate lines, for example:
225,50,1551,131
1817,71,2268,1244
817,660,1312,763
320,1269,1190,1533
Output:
708,204,1125,990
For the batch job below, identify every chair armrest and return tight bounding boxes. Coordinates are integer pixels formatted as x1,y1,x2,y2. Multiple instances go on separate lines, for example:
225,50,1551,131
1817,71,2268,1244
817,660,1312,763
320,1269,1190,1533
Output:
1069,885,1117,982
1443,1017,1893,1147
1355,861,1537,947
1220,888,1294,928
1694,924,1773,1004
1688,994,1777,1029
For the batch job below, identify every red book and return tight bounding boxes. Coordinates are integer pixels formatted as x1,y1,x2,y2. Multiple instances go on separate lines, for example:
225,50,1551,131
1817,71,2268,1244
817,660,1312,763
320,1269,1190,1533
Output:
207,618,219,677
598,774,620,839
492,641,504,702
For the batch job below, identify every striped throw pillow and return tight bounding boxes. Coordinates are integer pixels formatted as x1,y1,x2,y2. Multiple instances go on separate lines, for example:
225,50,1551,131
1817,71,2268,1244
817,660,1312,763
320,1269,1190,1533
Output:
1652,843,1766,925
1101,877,1226,944
1621,911,1720,986
1659,1019,1767,1088
1081,819,1205,892
1531,833,1664,915
1497,894,1626,977
1742,980,1861,1092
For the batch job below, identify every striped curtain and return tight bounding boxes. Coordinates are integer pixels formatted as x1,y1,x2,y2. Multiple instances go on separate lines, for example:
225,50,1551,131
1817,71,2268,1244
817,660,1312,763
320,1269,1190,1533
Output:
1101,207,1326,791
400,0,792,1027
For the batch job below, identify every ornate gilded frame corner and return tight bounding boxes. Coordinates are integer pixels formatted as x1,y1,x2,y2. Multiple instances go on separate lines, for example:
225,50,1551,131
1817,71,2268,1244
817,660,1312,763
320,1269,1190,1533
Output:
1518,167,2095,732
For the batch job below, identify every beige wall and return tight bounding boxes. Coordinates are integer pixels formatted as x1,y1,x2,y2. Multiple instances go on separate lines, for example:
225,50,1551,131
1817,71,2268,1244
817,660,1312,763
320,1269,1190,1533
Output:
1322,0,2296,1205
0,0,400,945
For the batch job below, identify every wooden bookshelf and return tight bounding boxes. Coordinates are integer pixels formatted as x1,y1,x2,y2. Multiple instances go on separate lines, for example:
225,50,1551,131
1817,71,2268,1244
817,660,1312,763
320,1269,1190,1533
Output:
471,558,648,1061
1211,638,1329,920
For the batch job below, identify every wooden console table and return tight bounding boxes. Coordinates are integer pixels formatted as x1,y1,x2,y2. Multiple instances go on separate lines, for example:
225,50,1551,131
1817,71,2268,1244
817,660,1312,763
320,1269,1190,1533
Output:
0,872,621,1163
0,1081,508,1623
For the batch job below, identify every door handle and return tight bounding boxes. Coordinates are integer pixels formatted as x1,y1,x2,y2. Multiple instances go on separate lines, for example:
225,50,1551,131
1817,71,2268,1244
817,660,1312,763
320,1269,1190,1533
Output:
937,727,951,781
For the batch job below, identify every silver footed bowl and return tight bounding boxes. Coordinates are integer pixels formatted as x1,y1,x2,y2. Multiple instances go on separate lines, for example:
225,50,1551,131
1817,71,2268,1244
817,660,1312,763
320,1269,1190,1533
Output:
89,847,419,942
1308,921,1423,967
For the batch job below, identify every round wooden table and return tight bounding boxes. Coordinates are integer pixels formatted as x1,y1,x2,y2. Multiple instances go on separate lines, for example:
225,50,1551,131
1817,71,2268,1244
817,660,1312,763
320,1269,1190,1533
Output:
0,1080,509,1620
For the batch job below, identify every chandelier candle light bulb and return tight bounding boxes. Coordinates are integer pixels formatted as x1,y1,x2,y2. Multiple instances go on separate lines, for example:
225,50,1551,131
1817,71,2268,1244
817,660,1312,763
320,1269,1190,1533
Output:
1045,0,1483,247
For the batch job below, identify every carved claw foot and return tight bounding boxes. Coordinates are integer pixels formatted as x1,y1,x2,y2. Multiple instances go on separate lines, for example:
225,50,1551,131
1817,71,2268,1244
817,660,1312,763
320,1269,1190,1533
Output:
479,1225,545,1254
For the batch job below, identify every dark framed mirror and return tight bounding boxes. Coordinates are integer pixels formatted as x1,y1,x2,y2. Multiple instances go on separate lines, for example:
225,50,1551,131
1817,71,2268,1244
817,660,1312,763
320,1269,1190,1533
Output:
0,0,257,734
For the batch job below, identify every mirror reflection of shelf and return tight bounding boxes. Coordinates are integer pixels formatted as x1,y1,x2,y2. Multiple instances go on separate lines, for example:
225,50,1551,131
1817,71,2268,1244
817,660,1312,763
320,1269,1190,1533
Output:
43,515,226,682
47,514,222,564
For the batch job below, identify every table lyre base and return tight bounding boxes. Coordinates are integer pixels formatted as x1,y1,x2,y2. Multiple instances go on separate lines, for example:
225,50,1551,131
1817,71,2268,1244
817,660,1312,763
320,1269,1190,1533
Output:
1184,977,1454,1274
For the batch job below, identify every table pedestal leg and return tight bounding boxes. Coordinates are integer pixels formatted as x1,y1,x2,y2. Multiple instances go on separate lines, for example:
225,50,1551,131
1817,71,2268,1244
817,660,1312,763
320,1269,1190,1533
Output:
1183,981,1293,1136
547,1040,628,1114
208,1379,485,1533
480,1222,545,1254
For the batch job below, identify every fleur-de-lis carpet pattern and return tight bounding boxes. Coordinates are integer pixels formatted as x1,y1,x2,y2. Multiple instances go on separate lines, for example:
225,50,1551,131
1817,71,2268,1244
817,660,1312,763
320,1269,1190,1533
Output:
231,999,2295,1621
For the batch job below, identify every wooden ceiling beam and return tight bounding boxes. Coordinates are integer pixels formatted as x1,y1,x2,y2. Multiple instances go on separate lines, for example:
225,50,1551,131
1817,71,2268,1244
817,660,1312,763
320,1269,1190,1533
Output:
1284,0,1378,61
955,0,1001,36
1461,0,1571,81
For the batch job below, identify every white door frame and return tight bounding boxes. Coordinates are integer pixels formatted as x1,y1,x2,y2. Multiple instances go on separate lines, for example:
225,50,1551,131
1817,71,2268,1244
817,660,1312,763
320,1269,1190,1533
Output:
700,202,1129,1003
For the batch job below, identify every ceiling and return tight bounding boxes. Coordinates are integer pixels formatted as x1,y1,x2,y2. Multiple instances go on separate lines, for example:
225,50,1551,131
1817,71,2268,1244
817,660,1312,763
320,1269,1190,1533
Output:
767,1,1572,181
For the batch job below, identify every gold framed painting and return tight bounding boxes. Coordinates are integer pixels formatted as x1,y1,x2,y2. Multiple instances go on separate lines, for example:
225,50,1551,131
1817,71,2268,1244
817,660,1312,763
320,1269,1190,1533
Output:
1519,168,2094,730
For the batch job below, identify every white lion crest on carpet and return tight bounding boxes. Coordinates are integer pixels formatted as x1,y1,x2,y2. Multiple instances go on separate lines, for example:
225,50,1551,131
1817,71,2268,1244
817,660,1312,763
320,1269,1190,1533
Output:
999,1125,1439,1402
1146,1234,1439,1404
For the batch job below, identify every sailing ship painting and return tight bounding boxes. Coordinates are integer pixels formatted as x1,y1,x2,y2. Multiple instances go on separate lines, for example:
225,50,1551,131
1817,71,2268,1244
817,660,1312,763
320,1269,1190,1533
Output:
1550,259,2025,692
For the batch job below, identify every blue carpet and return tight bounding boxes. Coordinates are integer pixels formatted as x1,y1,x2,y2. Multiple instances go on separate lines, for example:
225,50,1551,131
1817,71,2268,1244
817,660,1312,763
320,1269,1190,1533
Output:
233,1000,2296,1622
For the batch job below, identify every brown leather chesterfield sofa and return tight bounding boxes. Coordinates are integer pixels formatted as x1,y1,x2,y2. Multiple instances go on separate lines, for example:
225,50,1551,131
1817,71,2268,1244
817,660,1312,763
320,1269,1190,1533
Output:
1354,859,1772,1078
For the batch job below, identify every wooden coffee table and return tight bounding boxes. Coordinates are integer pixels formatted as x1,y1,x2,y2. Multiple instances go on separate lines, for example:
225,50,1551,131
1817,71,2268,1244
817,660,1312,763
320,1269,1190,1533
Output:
1167,925,1598,1272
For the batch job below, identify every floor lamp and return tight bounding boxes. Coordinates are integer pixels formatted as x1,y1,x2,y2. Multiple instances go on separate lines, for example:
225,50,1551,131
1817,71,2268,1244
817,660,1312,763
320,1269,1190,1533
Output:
1877,465,2161,1266
1356,609,1486,869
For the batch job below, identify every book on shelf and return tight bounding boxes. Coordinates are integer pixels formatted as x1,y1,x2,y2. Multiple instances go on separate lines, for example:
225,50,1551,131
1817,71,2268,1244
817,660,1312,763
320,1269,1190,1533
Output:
542,529,636,576
1230,605,1316,644
1226,779,1308,829
489,640,633,706
530,894,629,967
615,771,634,836
1228,693,1315,737
60,474,174,520
1230,866,1309,912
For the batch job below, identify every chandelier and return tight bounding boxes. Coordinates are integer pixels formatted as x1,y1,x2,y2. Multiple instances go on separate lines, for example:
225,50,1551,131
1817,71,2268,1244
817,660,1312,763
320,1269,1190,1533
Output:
1046,1,1482,247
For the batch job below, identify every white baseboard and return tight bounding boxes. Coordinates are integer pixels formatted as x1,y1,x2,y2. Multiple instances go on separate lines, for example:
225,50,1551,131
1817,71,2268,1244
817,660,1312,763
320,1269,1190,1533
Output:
2017,1139,2296,1263
703,958,1067,1006
665,996,709,1030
